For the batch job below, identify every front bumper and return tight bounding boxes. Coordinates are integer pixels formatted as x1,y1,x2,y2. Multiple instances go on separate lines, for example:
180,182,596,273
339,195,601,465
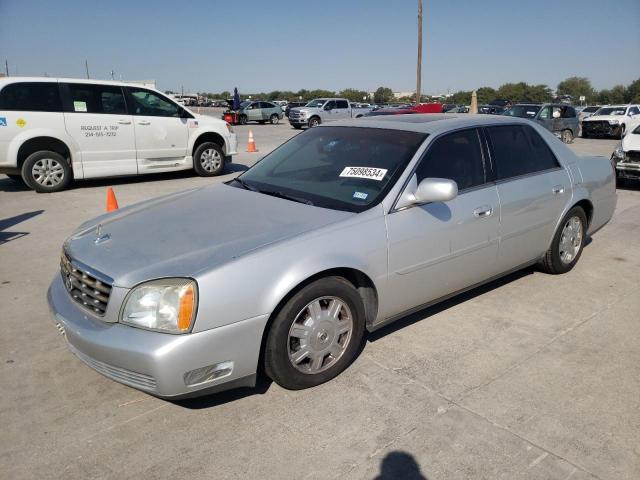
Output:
48,275,268,398
582,121,621,137
616,162,640,180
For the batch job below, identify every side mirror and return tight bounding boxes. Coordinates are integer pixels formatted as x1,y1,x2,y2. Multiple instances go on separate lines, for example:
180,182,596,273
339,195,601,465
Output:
396,175,458,210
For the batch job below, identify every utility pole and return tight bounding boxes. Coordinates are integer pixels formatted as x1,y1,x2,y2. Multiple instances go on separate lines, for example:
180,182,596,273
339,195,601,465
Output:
416,0,423,104
85,60,90,79
5,60,8,76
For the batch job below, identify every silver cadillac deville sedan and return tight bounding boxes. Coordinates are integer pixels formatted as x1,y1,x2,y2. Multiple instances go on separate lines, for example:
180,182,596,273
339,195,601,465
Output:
48,115,616,398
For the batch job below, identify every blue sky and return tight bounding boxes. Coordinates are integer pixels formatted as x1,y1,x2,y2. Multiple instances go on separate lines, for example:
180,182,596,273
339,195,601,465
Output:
1,0,638,94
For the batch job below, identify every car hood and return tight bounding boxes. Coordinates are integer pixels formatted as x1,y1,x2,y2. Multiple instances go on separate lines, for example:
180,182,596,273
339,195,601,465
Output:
64,184,352,288
194,113,226,127
583,115,625,122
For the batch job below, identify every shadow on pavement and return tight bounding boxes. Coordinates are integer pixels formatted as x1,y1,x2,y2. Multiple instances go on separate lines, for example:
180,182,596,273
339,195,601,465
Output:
374,451,428,480
0,177,30,192
368,267,534,342
172,376,272,410
0,209,44,245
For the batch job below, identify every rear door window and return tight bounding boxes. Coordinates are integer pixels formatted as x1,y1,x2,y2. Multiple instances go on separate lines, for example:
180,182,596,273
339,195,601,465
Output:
64,83,127,114
336,100,349,109
487,125,559,180
0,82,62,112
416,128,486,191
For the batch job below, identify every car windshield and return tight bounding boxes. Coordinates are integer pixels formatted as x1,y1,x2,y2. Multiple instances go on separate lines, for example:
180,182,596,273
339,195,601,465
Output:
595,107,626,116
503,105,541,118
240,101,252,108
305,99,327,108
234,126,427,212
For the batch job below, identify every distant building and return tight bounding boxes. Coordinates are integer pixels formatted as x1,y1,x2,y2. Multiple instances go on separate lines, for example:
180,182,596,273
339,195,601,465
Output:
393,91,414,99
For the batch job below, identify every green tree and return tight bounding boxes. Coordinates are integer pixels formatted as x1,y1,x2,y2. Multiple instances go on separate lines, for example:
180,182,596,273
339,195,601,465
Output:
556,76,595,103
339,88,370,103
220,91,230,99
624,78,640,103
307,89,336,100
476,87,497,105
598,85,626,104
374,86,394,104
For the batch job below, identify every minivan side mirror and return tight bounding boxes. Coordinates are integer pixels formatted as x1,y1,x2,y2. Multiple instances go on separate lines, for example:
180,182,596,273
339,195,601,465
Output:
396,175,458,210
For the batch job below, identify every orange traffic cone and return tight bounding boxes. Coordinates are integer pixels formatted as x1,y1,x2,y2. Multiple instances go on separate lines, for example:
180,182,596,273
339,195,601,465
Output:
246,130,258,152
106,187,119,212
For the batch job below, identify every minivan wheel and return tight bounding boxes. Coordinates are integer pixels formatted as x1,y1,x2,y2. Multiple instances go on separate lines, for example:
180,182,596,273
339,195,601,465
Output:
539,206,587,274
264,276,365,390
193,142,225,176
22,151,72,193
561,129,574,144
270,114,279,124
308,117,320,128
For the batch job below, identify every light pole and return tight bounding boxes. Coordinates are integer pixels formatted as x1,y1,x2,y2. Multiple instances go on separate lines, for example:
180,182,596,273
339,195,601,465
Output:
416,0,423,104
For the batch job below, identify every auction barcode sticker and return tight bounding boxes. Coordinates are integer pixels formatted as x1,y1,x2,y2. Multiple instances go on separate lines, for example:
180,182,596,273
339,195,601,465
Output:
339,166,388,181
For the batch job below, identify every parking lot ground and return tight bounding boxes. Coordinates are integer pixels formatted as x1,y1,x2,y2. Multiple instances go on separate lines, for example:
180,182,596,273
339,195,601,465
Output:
0,130,638,480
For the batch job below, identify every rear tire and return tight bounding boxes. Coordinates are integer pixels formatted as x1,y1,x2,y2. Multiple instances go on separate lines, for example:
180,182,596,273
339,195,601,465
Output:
21,151,72,193
193,142,225,177
270,114,279,125
539,206,587,274
561,129,574,144
264,276,366,390
239,115,248,125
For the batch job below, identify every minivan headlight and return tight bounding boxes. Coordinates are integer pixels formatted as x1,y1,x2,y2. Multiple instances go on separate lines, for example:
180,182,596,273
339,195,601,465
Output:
121,279,197,333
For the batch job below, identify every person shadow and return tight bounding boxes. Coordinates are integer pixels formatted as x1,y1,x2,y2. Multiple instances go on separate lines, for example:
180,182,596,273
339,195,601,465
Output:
374,451,428,480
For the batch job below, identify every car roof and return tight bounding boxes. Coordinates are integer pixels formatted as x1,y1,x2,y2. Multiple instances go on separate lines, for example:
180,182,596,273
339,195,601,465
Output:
0,76,159,90
329,114,534,134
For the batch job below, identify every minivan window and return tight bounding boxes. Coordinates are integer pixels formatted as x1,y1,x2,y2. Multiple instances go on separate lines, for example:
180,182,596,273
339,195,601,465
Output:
487,125,558,180
0,82,62,112
65,83,127,115
416,128,485,191
127,88,180,117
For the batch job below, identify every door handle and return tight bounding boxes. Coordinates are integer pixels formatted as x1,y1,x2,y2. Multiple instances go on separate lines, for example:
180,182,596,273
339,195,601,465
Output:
473,206,493,218
117,119,131,125
552,185,565,195
137,120,151,126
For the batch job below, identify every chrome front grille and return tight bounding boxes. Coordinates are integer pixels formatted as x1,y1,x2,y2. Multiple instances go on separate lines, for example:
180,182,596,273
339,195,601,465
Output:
60,253,112,316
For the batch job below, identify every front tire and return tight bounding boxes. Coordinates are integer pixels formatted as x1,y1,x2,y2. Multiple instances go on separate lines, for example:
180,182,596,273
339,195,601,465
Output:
264,276,365,390
22,151,72,193
539,206,587,274
239,114,248,125
193,142,225,176
308,116,320,128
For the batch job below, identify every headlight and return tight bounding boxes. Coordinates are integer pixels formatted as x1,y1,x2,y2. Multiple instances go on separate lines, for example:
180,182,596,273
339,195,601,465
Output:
121,278,197,333
609,119,620,125
298,111,307,117
225,122,234,133
613,143,625,160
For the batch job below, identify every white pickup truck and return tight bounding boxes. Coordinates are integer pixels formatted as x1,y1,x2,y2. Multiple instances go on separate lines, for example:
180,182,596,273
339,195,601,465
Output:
288,98,370,129
0,77,237,192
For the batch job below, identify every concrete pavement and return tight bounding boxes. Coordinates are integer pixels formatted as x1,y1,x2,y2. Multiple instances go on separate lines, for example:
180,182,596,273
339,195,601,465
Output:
0,128,638,480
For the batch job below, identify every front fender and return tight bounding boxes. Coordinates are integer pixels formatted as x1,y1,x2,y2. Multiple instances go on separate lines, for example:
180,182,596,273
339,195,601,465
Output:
187,127,233,156
192,208,389,333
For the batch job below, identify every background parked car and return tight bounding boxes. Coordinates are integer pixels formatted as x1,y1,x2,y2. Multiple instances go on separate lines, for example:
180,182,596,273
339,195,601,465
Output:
612,121,640,183
237,101,284,125
579,105,600,123
479,105,506,114
581,104,640,139
503,103,579,143
285,101,306,117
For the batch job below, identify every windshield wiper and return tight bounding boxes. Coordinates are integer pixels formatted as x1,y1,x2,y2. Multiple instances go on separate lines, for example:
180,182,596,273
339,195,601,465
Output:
233,177,258,192
258,189,314,206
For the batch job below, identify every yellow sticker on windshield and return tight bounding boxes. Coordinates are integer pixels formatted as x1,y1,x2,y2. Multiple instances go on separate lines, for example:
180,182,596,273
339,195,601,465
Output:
16,118,26,128
340,166,387,181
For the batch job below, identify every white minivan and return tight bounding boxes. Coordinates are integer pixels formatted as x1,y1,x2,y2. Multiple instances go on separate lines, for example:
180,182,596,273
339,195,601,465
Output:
0,78,238,192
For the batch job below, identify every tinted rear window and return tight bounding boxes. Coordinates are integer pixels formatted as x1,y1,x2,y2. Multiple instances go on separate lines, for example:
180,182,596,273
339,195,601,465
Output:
487,125,558,180
64,83,127,114
0,82,62,112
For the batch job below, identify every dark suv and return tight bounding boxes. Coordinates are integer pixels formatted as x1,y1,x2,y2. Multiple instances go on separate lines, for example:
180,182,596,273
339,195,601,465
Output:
503,103,579,143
